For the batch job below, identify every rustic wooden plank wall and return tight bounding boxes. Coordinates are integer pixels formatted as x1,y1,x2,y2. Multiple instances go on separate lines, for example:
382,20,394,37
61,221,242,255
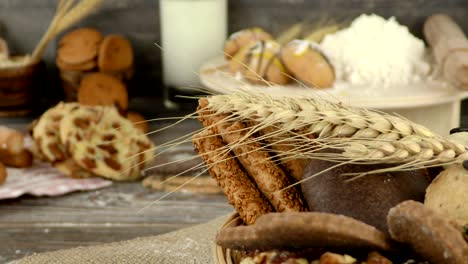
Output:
0,0,467,121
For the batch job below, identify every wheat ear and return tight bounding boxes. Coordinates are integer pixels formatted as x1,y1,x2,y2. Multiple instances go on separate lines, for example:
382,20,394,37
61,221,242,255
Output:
202,91,467,173
32,0,104,61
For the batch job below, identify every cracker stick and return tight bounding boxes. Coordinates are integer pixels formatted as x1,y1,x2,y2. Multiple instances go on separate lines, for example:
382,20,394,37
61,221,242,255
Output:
142,175,221,195
197,98,306,212
0,149,33,168
0,162,7,186
0,126,24,154
193,130,273,225
223,122,307,212
249,122,308,181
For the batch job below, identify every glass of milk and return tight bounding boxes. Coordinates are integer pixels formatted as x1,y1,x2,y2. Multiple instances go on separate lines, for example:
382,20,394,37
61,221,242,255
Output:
160,0,227,108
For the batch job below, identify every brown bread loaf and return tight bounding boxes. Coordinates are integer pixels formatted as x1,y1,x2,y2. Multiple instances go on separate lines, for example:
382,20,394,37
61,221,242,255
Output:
300,158,430,233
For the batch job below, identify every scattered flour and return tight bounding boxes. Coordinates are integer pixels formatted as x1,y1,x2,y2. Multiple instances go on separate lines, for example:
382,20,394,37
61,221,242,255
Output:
320,14,430,87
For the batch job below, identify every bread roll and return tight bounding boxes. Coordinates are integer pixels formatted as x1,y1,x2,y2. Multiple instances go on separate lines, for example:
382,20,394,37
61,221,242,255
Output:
229,40,290,85
281,39,335,88
0,149,33,168
300,158,430,233
224,27,273,59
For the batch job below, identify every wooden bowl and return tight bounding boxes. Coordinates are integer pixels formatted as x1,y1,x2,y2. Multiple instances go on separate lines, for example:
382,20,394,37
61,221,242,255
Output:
0,56,42,113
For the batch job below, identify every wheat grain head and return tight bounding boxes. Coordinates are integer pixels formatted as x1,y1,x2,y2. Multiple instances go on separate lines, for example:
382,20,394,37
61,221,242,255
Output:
199,91,467,174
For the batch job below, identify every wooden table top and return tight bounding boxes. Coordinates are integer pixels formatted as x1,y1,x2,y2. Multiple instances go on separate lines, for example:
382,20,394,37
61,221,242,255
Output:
0,116,233,263
0,182,231,263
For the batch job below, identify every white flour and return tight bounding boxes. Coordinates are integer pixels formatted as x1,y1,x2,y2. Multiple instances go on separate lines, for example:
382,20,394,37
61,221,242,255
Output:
320,14,431,87
0,55,32,68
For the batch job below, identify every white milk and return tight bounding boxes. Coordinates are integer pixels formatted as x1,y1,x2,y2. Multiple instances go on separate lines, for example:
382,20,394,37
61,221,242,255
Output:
160,0,227,90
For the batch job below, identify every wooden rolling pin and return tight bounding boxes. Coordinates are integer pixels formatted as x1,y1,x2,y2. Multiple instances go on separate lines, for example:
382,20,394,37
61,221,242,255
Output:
423,14,468,90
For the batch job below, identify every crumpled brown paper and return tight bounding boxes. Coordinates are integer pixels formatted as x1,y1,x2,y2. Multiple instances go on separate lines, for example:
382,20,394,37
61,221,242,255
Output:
14,214,230,264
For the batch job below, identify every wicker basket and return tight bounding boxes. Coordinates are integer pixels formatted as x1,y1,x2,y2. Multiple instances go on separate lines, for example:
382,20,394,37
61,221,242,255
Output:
213,213,246,264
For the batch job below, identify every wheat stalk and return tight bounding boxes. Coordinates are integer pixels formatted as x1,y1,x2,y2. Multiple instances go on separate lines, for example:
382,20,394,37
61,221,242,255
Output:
201,91,468,173
31,0,104,61
55,0,104,33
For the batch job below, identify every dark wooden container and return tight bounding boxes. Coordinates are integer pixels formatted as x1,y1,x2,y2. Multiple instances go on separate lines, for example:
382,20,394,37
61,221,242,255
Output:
0,57,42,116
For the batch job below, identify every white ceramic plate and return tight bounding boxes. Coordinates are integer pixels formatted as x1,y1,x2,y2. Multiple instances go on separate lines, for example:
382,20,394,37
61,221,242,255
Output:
199,56,468,110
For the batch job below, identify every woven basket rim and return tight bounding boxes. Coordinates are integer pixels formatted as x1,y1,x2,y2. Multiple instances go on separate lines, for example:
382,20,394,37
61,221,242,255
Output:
213,212,243,264
0,57,41,76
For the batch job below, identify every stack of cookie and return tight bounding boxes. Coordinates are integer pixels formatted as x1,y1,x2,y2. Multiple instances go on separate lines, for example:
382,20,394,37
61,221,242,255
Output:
31,102,154,181
56,28,134,101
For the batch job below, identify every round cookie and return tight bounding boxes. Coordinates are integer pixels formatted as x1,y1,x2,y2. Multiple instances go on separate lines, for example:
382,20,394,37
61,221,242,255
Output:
58,28,103,65
98,34,134,72
77,72,128,112
59,105,154,181
56,56,97,71
31,102,80,162
224,27,273,59
387,200,468,264
53,158,96,179
126,111,148,134
281,39,335,88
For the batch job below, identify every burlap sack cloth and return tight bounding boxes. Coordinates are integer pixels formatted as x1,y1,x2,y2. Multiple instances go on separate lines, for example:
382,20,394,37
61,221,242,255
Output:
14,214,230,264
